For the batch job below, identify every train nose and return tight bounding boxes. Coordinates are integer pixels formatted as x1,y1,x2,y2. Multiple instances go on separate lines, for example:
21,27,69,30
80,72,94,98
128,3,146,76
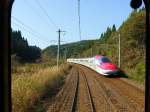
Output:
107,64,118,70
100,63,118,70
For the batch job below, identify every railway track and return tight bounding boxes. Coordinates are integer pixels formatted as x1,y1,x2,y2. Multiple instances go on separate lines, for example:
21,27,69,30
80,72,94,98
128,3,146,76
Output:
47,67,79,112
75,67,95,112
47,66,96,112
47,65,144,112
81,65,144,112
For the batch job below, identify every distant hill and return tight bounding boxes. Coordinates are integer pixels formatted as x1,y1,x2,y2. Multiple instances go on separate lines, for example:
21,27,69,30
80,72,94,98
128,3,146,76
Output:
43,40,96,59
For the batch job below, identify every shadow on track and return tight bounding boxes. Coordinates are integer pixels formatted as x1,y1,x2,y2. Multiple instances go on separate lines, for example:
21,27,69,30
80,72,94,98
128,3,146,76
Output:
106,70,128,78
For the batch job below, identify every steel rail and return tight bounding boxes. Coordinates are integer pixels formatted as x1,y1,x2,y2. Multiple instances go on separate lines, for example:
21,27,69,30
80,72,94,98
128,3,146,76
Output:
80,68,96,112
70,68,79,112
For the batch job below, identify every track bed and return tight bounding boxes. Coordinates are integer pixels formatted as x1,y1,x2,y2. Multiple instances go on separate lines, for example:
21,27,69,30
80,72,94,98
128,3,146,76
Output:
47,65,144,112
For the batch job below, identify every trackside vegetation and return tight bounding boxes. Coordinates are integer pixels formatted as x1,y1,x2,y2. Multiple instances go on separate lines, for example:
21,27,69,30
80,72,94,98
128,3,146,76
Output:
12,64,70,112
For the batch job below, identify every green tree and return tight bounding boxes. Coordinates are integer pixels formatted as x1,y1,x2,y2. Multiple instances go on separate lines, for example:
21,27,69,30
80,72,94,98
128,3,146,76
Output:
112,24,116,32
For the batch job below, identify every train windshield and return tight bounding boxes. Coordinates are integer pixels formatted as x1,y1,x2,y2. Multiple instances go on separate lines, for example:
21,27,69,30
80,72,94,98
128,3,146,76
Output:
100,57,111,63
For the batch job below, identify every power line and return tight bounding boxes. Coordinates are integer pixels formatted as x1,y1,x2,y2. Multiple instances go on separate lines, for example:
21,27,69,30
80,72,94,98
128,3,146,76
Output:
23,0,55,30
12,22,50,44
35,0,58,29
78,0,82,41
12,16,50,42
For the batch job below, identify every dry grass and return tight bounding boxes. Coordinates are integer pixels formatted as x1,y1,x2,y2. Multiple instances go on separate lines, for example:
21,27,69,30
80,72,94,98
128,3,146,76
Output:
11,62,56,75
12,64,70,112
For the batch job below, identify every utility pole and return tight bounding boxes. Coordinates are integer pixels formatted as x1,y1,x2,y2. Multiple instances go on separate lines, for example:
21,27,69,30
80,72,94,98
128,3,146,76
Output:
118,33,121,68
57,29,65,68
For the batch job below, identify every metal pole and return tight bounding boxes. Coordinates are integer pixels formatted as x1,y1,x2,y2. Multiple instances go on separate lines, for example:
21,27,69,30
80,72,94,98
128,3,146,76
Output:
57,29,60,68
57,29,66,68
118,33,121,68
78,0,81,41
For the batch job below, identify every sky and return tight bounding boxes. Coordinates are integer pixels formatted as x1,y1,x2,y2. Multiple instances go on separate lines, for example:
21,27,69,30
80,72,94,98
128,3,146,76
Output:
11,0,136,49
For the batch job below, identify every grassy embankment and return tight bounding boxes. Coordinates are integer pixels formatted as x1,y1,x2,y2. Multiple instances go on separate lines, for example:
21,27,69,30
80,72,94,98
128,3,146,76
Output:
12,63,70,112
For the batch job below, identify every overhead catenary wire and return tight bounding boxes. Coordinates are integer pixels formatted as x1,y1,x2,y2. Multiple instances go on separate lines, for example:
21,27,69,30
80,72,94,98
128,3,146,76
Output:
12,16,50,42
35,0,58,29
12,22,50,44
23,0,56,30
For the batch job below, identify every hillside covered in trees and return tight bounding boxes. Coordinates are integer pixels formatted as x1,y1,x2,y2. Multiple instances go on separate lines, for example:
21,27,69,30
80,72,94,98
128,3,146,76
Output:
11,30,41,63
43,9,146,84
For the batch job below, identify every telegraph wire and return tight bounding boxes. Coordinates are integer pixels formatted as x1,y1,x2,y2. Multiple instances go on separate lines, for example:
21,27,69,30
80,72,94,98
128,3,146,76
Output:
12,16,50,42
23,0,56,30
35,0,58,29
12,22,50,44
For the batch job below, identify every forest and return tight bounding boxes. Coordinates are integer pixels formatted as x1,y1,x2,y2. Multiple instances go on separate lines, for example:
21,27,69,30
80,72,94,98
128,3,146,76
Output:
11,29,41,63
